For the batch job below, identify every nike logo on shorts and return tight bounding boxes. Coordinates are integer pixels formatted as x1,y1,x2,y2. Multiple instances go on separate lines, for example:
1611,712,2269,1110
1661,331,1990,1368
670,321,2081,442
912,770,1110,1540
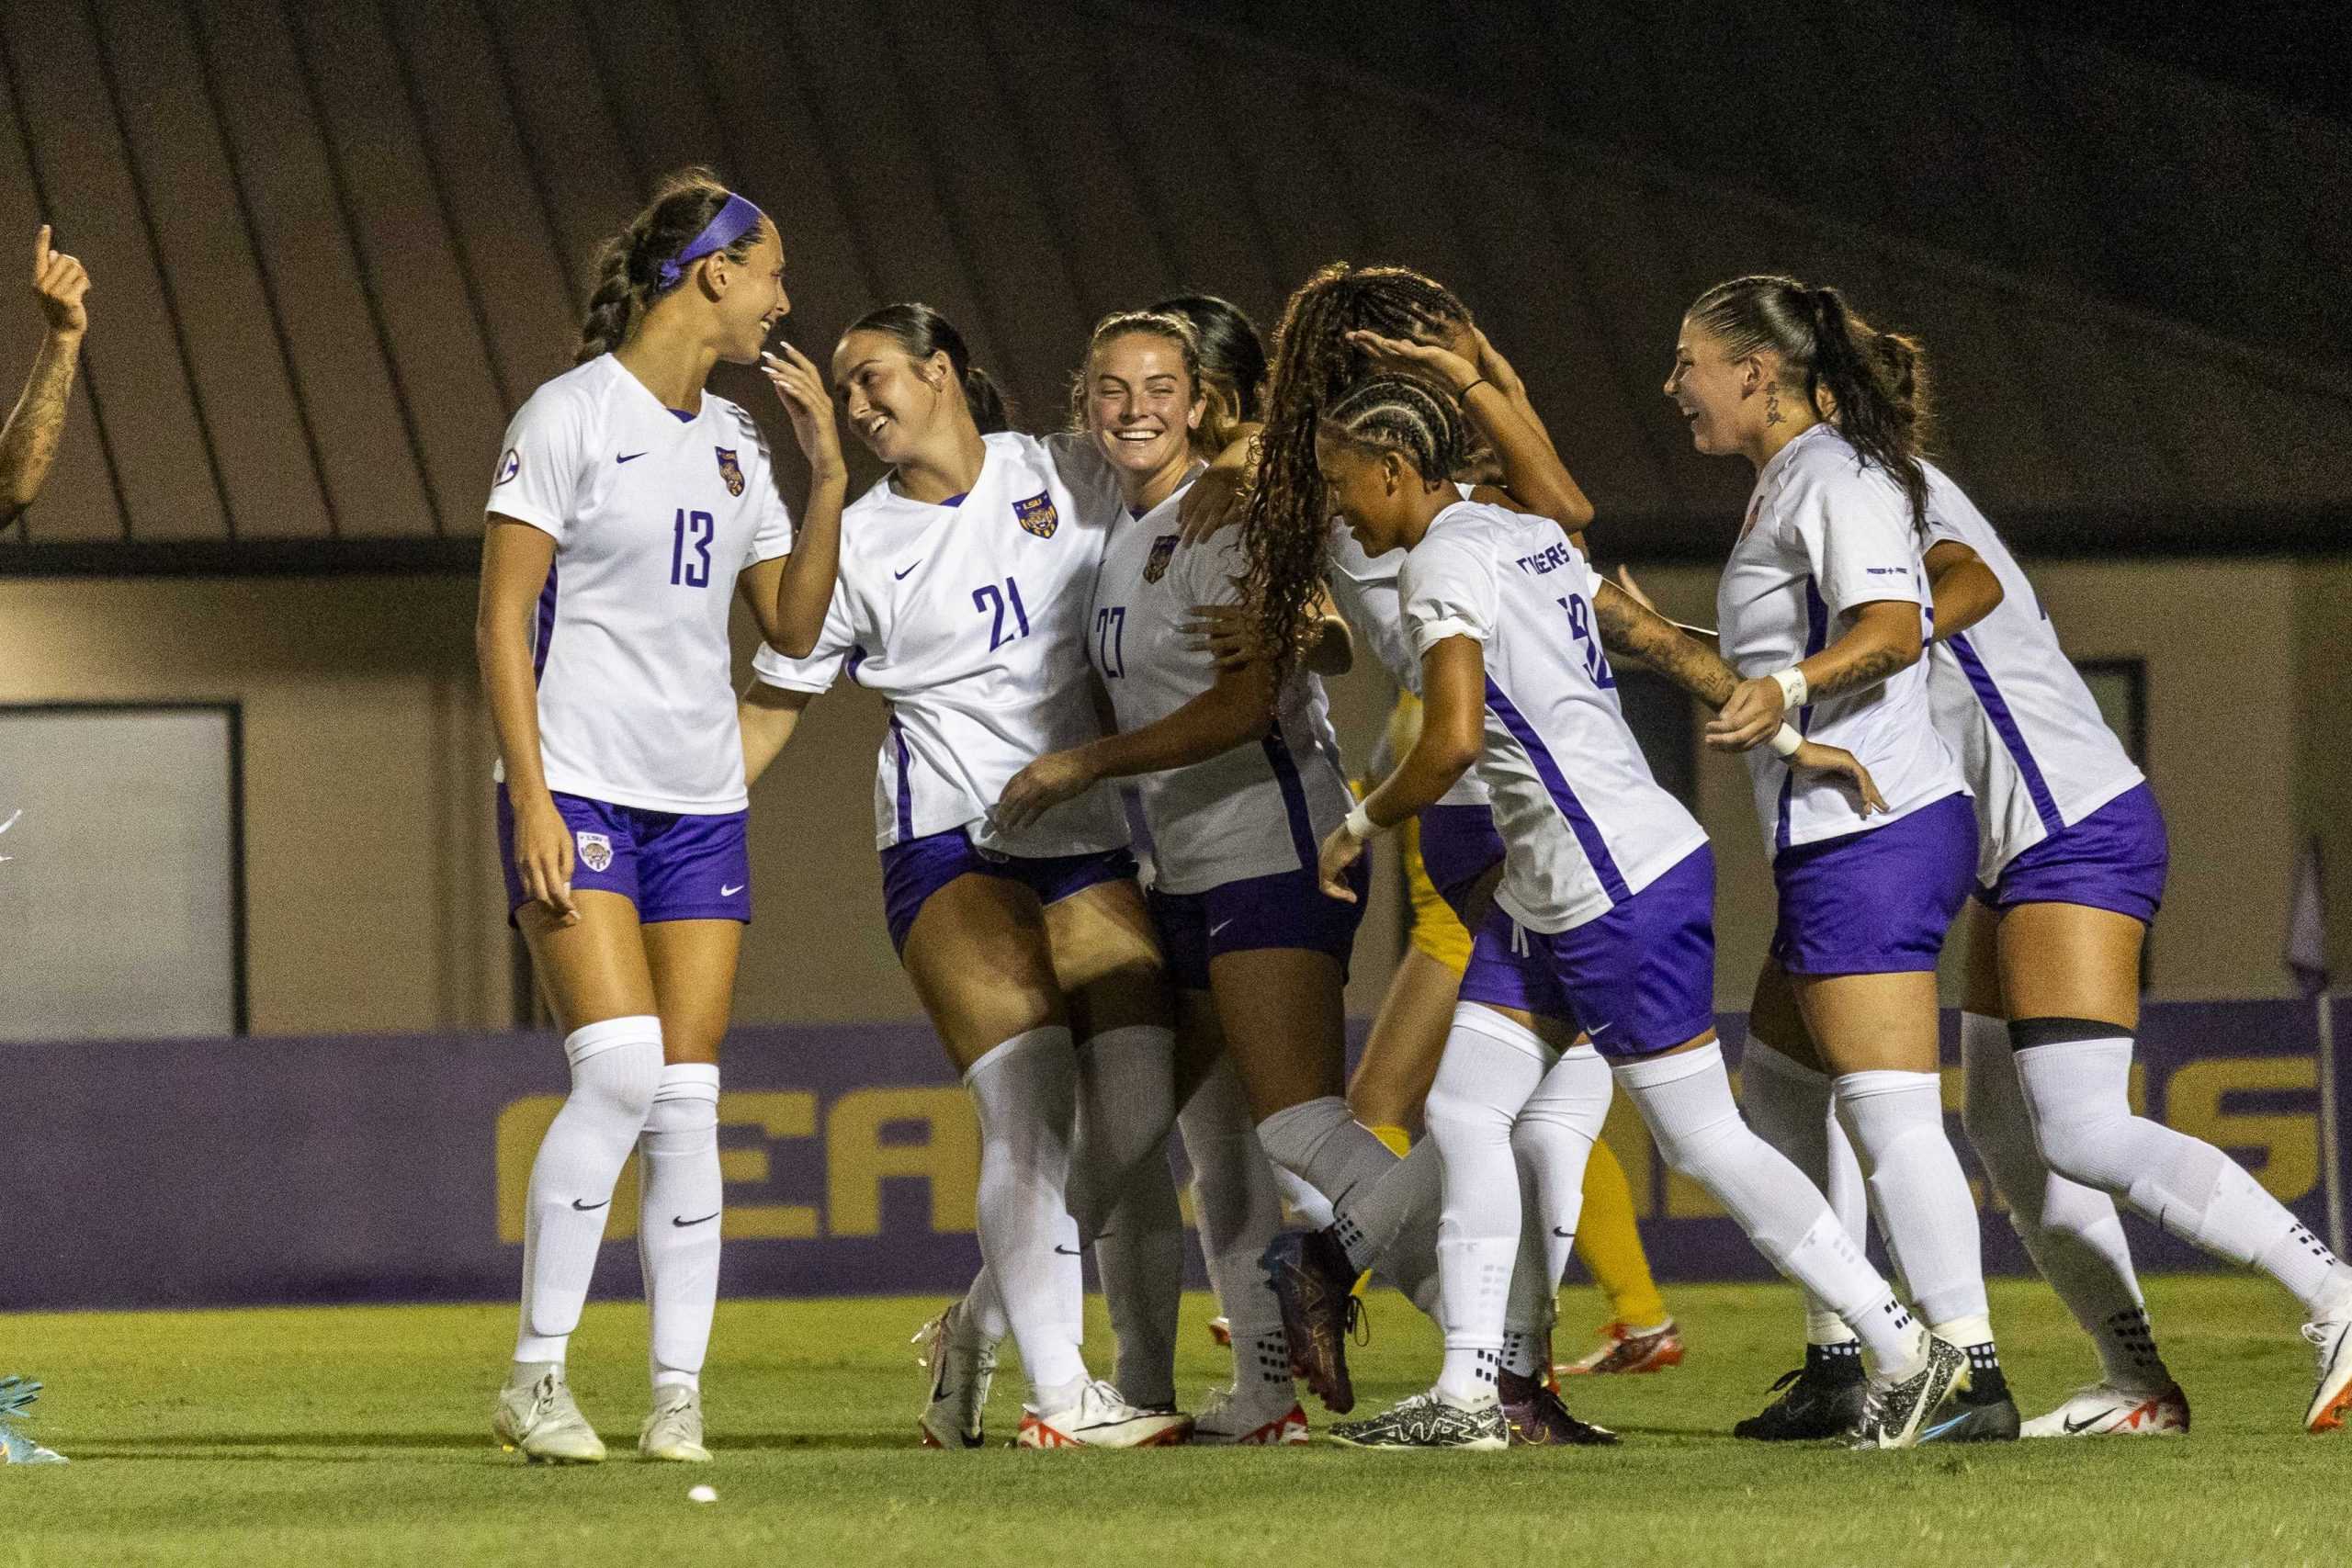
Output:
894,560,922,580
571,1197,611,1212
721,884,745,897
616,451,646,463
1209,919,1235,937
673,1212,719,1228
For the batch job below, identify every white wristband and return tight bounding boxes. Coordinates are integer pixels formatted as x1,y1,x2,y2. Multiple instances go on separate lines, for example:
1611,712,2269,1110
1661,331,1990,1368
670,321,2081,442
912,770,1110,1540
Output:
1770,666,1809,710
1770,724,1804,760
1343,802,1378,842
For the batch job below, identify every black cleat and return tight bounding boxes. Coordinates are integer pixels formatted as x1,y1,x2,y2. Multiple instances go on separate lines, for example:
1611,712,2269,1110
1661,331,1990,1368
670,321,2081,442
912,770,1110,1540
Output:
1733,1343,1867,1441
1498,1369,1619,1447
1918,1364,2021,1444
1261,1229,1364,1415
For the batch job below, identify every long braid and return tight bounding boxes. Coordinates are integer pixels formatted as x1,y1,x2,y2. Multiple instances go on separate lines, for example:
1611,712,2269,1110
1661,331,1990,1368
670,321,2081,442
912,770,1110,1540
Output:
1239,263,1472,672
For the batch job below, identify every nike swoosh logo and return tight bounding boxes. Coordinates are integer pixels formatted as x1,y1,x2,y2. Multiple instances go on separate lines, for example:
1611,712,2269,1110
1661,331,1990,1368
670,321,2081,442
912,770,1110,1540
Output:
1054,1245,1081,1257
894,560,922,580
571,1198,610,1211
2062,1413,2104,1434
1209,919,1235,937
616,452,646,463
1918,1415,1966,1441
673,1212,719,1228
1551,1226,1575,1238
720,884,744,897
1588,1021,1614,1036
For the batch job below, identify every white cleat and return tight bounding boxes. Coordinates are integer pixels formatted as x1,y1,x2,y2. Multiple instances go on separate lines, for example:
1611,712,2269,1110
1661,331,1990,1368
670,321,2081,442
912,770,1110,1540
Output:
1852,1333,1967,1450
639,1385,711,1462
2019,1381,2189,1438
1017,1380,1193,1449
1191,1383,1309,1447
493,1367,606,1463
914,1303,996,1450
2304,1314,2352,1434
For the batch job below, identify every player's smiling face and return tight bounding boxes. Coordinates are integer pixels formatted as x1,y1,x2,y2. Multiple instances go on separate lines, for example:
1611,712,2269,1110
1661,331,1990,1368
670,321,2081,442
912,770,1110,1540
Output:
1085,332,1202,491
715,220,788,365
831,330,943,466
1315,428,1411,556
1663,321,1751,457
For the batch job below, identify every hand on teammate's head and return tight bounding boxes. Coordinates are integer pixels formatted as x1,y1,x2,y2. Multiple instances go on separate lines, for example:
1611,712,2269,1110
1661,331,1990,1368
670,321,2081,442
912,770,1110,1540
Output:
32,225,89,336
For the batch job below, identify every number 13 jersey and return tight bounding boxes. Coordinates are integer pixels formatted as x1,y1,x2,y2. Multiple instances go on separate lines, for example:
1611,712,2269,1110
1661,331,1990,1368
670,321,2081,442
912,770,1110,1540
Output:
752,431,1129,858
488,353,795,815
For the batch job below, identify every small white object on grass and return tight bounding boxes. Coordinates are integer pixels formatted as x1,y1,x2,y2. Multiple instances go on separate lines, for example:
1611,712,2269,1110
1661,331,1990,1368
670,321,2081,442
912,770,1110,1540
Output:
687,1484,718,1505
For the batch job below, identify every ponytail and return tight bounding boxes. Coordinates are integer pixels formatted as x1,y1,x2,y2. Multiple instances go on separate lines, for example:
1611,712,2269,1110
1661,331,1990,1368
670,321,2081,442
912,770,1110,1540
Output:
573,166,763,365
1685,274,1934,531
847,301,1013,434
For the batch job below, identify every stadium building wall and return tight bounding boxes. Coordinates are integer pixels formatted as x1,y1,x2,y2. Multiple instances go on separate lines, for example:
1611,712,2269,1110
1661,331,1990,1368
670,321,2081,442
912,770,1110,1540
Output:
1,556,2344,1038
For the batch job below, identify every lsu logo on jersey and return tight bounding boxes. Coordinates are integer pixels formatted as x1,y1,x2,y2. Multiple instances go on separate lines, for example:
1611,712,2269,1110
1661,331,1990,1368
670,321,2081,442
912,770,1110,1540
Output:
1012,492,1059,539
1142,534,1179,584
715,446,746,498
576,831,614,874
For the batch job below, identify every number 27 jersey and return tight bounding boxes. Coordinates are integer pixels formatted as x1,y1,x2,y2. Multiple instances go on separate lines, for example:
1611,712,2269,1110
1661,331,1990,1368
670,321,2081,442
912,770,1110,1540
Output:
752,431,1128,857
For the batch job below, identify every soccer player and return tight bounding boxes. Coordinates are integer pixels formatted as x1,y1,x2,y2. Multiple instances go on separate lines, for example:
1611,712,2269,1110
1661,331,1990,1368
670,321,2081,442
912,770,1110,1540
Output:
738,303,1187,1451
1916,470,2352,1436
479,169,842,1464
0,223,92,1469
1662,275,2004,1439
1304,370,1961,1449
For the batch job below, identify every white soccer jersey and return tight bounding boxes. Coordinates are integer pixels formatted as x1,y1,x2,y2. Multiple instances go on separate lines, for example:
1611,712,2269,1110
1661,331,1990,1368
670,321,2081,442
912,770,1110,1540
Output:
1921,463,2143,879
1716,423,1964,857
487,354,794,814
1088,475,1353,894
1329,513,1488,809
752,431,1128,857
1401,501,1708,933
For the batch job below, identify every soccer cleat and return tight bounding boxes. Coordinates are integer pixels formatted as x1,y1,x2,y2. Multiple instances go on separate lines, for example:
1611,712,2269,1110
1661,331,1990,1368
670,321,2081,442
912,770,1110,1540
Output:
1498,1369,1618,1447
1327,1391,1509,1450
493,1367,606,1463
639,1385,711,1462
1917,1381,2020,1444
2304,1314,2352,1433
1733,1345,1867,1441
1016,1381,1193,1449
913,1303,996,1450
1192,1384,1309,1446
1261,1229,1364,1415
0,1376,65,1465
1207,1315,1233,1348
1852,1334,1968,1450
1557,1319,1683,1377
2018,1382,2189,1438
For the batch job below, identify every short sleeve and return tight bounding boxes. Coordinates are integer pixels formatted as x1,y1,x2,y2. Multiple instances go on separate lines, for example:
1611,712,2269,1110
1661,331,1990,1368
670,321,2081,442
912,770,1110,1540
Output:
1174,524,1249,609
741,426,795,565
486,384,590,539
1782,465,1924,619
1399,531,1497,655
1041,431,1124,523
751,587,855,694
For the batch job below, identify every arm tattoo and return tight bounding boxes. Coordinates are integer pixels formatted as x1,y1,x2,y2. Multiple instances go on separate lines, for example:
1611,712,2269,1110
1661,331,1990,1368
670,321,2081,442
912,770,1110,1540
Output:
1807,643,1908,701
0,334,83,519
1593,581,1738,709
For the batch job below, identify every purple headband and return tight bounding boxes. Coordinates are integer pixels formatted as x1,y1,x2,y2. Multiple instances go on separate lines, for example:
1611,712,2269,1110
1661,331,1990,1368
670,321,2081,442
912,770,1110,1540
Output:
655,193,763,291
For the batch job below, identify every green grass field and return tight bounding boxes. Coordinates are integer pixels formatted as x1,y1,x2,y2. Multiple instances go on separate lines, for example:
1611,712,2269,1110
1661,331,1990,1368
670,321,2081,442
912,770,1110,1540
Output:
3,1275,2339,1567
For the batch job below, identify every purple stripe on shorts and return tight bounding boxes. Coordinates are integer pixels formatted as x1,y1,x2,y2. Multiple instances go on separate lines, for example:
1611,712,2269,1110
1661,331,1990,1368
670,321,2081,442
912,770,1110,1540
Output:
888,712,914,841
1775,576,1831,854
1260,734,1320,870
1947,631,2064,836
532,561,559,685
1483,675,1630,904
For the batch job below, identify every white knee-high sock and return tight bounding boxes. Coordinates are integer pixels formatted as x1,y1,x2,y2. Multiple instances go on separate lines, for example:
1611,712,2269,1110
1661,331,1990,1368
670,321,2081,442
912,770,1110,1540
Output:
1179,1057,1294,1395
1623,1045,1922,1373
1425,1007,1553,1406
1836,1069,1991,1336
1512,1044,1615,1295
1097,1144,1185,1408
965,1026,1089,1407
639,1062,722,1393
515,1016,664,1367
1960,1013,2170,1391
1274,1167,1336,1231
1255,1096,1441,1277
1500,1150,1557,1378
2013,1024,2352,1318
1742,1036,1868,1346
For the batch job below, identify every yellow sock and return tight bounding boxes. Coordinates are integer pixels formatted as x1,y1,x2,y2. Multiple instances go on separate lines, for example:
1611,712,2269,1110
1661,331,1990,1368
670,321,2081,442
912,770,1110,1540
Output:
1369,1123,1412,1158
1573,1140,1668,1329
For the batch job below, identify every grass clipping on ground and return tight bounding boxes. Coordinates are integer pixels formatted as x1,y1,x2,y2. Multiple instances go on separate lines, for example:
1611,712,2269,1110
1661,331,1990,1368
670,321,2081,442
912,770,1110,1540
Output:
3,1275,2336,1568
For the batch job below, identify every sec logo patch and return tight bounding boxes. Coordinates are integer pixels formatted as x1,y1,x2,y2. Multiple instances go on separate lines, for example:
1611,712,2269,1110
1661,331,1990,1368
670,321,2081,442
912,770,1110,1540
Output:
493,447,520,487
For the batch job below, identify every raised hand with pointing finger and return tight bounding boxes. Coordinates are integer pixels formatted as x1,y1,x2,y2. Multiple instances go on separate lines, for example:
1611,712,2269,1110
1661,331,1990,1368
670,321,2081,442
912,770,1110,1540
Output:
3,224,92,519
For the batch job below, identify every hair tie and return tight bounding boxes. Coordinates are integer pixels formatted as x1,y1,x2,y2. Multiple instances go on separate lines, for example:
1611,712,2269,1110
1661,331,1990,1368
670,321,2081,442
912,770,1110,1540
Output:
655,193,763,292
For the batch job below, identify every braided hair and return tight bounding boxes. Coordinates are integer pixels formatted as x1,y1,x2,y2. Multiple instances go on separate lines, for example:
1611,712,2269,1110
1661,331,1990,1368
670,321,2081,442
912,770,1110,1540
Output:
1239,264,1473,671
1319,374,1467,486
1685,275,1934,530
576,167,762,364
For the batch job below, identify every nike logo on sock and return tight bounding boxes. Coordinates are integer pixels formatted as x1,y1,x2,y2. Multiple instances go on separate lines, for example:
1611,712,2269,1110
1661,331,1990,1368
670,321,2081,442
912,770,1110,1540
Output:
673,1212,719,1228
571,1198,611,1211
1054,1245,1081,1257
616,452,646,463
1551,1226,1575,1237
